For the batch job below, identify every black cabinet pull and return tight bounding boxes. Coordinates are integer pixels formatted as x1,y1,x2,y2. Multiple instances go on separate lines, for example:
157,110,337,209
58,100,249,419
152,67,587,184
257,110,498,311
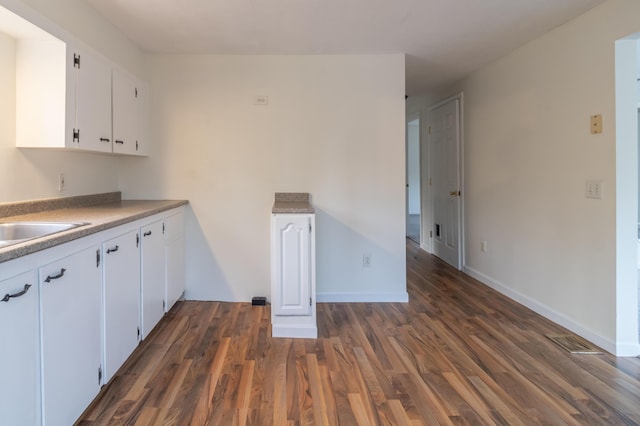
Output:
1,284,31,302
45,269,66,283
106,245,119,254
143,231,152,237
115,140,124,145
99,137,110,142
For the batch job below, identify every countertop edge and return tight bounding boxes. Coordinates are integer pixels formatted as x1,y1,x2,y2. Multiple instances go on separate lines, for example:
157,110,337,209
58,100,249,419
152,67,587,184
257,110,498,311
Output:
0,200,188,264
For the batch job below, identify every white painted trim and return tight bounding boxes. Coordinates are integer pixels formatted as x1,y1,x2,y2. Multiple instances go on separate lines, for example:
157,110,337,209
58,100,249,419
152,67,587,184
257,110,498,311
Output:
316,292,409,303
614,37,640,358
462,265,639,357
272,325,317,339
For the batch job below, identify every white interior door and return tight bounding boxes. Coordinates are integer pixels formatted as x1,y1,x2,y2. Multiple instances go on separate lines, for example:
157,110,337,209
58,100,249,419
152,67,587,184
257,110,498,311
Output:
430,98,462,269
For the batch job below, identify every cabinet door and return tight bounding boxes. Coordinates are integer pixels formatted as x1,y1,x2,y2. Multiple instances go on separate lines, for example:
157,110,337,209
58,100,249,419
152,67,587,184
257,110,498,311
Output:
103,230,141,382
40,246,101,426
272,215,312,316
135,79,150,156
141,220,165,338
112,69,138,155
165,210,185,312
0,270,40,426
75,49,112,153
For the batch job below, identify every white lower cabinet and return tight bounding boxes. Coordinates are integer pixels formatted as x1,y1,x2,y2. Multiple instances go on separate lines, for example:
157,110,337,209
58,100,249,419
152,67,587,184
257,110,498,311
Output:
0,270,40,426
271,214,317,338
40,246,102,426
0,205,186,425
102,230,141,382
141,220,165,338
165,210,185,312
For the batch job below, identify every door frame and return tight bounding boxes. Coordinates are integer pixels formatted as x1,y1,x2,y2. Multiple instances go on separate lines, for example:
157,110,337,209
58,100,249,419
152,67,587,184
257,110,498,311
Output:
406,112,421,244
427,92,465,269
614,36,640,356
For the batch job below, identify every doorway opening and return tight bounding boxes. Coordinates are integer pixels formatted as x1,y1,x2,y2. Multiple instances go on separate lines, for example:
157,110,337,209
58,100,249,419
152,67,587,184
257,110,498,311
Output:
406,115,421,244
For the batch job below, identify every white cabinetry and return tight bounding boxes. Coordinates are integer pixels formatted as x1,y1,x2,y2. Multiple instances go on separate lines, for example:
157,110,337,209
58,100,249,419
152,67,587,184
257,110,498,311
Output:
102,230,141,382
0,270,40,426
74,54,147,156
141,220,165,338
5,3,149,156
74,48,112,153
112,69,139,155
271,214,316,338
40,246,102,426
165,210,185,312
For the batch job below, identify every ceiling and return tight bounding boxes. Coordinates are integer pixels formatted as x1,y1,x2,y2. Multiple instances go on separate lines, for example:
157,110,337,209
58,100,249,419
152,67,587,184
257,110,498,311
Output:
87,0,605,95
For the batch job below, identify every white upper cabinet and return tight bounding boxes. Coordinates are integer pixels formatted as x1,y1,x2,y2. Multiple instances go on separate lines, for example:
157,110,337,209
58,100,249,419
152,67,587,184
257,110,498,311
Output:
75,48,112,153
4,3,149,156
136,79,150,156
112,69,141,155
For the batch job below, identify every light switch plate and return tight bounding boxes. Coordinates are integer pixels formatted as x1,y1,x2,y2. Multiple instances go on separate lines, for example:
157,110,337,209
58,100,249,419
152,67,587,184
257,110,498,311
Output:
585,180,602,199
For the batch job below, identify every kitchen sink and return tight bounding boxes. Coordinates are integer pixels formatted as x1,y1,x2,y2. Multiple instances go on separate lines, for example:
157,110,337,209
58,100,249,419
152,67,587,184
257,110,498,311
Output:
0,221,88,248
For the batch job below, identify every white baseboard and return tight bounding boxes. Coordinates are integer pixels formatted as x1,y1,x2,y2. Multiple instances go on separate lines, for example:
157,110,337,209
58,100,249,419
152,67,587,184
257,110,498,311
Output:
463,265,639,357
316,292,409,303
272,325,317,339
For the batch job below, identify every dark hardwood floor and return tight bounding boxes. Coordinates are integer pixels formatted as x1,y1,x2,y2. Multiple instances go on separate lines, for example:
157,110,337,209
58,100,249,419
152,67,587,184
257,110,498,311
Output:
78,239,640,425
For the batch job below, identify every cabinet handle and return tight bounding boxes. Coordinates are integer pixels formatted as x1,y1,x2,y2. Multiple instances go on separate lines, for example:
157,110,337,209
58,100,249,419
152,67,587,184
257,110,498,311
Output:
106,245,119,254
1,284,31,302
99,137,110,142
44,268,66,283
143,231,152,237
115,140,124,145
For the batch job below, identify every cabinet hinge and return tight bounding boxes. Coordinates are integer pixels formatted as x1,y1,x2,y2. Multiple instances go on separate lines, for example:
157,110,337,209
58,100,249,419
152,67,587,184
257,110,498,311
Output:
73,128,80,143
96,249,101,267
309,223,312,233
309,297,312,306
137,327,140,340
98,366,102,385
136,233,139,248
135,87,138,98
163,223,165,234
73,53,80,69
136,140,139,151
163,300,166,310
429,230,433,238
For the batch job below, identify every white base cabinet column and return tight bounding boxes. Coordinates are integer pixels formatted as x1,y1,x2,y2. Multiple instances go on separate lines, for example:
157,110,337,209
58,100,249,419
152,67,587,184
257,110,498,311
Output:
40,246,102,426
141,220,165,338
0,270,40,426
271,213,316,338
165,209,185,312
102,230,141,383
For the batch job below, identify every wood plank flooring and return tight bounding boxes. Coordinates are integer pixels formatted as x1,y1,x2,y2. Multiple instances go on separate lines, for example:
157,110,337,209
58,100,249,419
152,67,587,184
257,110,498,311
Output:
77,239,640,425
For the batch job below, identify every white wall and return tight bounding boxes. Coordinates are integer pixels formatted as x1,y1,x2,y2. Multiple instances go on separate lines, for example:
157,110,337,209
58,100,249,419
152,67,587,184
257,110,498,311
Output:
0,0,144,204
119,54,407,303
430,0,640,354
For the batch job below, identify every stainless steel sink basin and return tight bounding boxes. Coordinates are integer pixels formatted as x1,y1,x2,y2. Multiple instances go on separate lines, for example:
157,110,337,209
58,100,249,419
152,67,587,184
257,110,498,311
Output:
0,222,88,248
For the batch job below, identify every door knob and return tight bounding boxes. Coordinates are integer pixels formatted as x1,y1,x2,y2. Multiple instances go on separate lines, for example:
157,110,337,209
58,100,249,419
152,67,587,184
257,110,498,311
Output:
449,191,460,197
